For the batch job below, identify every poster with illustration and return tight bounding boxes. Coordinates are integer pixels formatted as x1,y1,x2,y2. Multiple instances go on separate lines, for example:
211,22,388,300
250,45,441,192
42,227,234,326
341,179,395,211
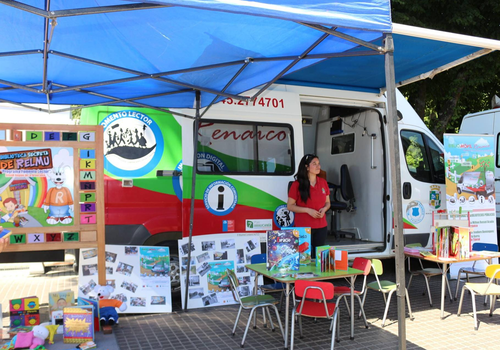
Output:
178,233,262,309
444,134,497,275
0,146,75,227
78,244,172,313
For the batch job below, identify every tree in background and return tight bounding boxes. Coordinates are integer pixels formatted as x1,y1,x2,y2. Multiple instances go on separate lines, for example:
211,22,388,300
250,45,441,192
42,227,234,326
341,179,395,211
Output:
392,0,500,140
71,106,81,124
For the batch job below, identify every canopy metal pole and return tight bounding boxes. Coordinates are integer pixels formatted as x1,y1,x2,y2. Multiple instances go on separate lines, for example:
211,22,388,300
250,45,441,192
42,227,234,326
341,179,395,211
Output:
184,90,201,311
41,0,51,94
384,33,406,350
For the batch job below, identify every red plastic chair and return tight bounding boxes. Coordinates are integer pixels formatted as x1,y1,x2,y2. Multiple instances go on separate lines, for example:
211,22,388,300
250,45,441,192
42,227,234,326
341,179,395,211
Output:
291,280,339,350
333,257,371,328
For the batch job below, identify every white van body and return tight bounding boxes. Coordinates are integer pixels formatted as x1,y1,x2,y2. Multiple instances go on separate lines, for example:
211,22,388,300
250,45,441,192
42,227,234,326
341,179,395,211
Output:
176,84,446,258
460,107,500,233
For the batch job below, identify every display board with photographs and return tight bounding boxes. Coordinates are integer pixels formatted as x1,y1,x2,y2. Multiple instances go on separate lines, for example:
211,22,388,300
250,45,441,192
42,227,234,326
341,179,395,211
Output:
78,244,172,313
179,233,262,309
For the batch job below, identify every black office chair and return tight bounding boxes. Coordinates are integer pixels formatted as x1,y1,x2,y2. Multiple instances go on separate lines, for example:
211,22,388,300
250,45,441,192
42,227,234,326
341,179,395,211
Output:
329,164,357,241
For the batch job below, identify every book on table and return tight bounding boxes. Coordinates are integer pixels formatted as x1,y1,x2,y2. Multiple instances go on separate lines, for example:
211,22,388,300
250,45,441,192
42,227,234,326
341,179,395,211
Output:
63,306,94,344
49,290,75,326
317,246,348,272
267,229,299,271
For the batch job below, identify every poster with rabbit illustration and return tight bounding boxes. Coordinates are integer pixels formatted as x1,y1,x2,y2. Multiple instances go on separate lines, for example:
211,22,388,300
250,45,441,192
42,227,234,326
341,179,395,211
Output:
0,123,106,285
0,146,75,228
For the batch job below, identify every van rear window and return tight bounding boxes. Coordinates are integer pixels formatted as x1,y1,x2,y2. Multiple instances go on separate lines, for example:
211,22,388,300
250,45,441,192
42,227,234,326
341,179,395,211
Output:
331,133,355,154
196,120,294,175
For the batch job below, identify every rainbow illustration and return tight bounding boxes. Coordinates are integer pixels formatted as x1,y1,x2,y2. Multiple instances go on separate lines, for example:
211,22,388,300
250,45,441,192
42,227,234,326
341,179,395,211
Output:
28,176,48,208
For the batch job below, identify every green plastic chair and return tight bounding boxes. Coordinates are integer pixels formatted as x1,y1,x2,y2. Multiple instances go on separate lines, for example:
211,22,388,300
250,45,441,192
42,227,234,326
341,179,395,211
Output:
363,258,414,327
457,264,500,330
226,268,284,348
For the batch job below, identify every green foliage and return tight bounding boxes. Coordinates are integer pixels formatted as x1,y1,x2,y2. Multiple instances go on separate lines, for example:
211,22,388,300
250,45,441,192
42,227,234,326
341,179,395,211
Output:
71,105,82,122
392,1,500,140
404,135,424,169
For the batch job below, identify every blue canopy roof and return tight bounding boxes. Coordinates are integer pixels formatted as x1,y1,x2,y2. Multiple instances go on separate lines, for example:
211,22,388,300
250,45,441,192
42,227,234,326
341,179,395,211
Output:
0,1,498,112
277,33,484,93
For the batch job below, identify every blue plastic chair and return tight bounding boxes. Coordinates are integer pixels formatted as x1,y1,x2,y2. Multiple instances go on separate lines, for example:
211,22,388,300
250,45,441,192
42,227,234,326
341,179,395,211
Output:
251,253,286,308
454,242,499,301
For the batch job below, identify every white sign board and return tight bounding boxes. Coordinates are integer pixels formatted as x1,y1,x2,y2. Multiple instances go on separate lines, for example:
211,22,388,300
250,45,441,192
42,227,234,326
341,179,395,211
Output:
79,244,172,313
179,233,262,309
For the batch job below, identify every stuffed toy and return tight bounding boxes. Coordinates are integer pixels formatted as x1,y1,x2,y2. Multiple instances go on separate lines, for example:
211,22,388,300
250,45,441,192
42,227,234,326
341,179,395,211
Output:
12,325,49,349
30,325,49,349
94,285,127,326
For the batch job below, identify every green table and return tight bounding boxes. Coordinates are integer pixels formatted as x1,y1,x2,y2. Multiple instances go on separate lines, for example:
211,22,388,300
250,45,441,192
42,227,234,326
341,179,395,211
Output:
246,263,364,349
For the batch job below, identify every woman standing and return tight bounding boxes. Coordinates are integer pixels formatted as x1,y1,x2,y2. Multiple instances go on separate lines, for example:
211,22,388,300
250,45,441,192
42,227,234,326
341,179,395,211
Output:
287,154,330,259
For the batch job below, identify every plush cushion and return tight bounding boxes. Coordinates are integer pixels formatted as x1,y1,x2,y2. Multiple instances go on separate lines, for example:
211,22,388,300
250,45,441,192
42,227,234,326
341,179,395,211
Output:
14,331,34,349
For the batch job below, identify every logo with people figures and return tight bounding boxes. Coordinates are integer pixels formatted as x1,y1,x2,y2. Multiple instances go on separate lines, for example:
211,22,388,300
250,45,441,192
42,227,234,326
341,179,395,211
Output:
100,110,164,177
274,204,294,228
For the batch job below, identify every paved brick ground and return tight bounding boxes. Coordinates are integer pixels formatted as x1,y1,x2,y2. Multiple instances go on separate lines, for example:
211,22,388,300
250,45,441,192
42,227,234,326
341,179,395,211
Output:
2,261,500,349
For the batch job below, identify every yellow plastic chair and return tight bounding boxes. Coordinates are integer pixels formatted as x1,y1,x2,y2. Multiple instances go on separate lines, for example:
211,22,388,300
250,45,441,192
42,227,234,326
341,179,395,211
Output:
454,243,498,301
406,243,453,307
364,258,414,327
226,268,284,348
457,264,500,330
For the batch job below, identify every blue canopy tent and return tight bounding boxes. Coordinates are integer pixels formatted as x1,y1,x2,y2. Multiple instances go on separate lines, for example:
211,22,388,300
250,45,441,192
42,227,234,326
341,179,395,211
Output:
1,1,498,112
2,2,500,348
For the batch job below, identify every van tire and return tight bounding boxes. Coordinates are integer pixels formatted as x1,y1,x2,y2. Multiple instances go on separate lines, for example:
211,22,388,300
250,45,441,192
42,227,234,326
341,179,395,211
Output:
457,187,462,194
169,256,180,291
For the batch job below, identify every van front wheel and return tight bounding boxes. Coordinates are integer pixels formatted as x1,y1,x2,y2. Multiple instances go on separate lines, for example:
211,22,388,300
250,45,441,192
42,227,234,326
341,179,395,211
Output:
457,187,462,194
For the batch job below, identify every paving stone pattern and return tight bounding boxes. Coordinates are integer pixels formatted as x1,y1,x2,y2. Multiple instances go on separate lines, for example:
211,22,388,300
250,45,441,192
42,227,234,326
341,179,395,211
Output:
2,261,500,349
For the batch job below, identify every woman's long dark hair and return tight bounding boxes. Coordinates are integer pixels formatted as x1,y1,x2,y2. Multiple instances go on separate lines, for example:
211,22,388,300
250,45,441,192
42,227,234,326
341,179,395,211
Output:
294,154,317,203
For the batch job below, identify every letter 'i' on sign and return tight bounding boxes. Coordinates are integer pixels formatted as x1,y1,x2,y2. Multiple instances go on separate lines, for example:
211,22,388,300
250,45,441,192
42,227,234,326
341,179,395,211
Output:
80,192,96,202
46,233,62,242
80,171,96,180
27,131,42,141
28,233,45,243
62,132,77,141
79,132,95,142
80,149,95,159
63,232,79,241
80,214,97,224
44,132,60,141
10,234,26,244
